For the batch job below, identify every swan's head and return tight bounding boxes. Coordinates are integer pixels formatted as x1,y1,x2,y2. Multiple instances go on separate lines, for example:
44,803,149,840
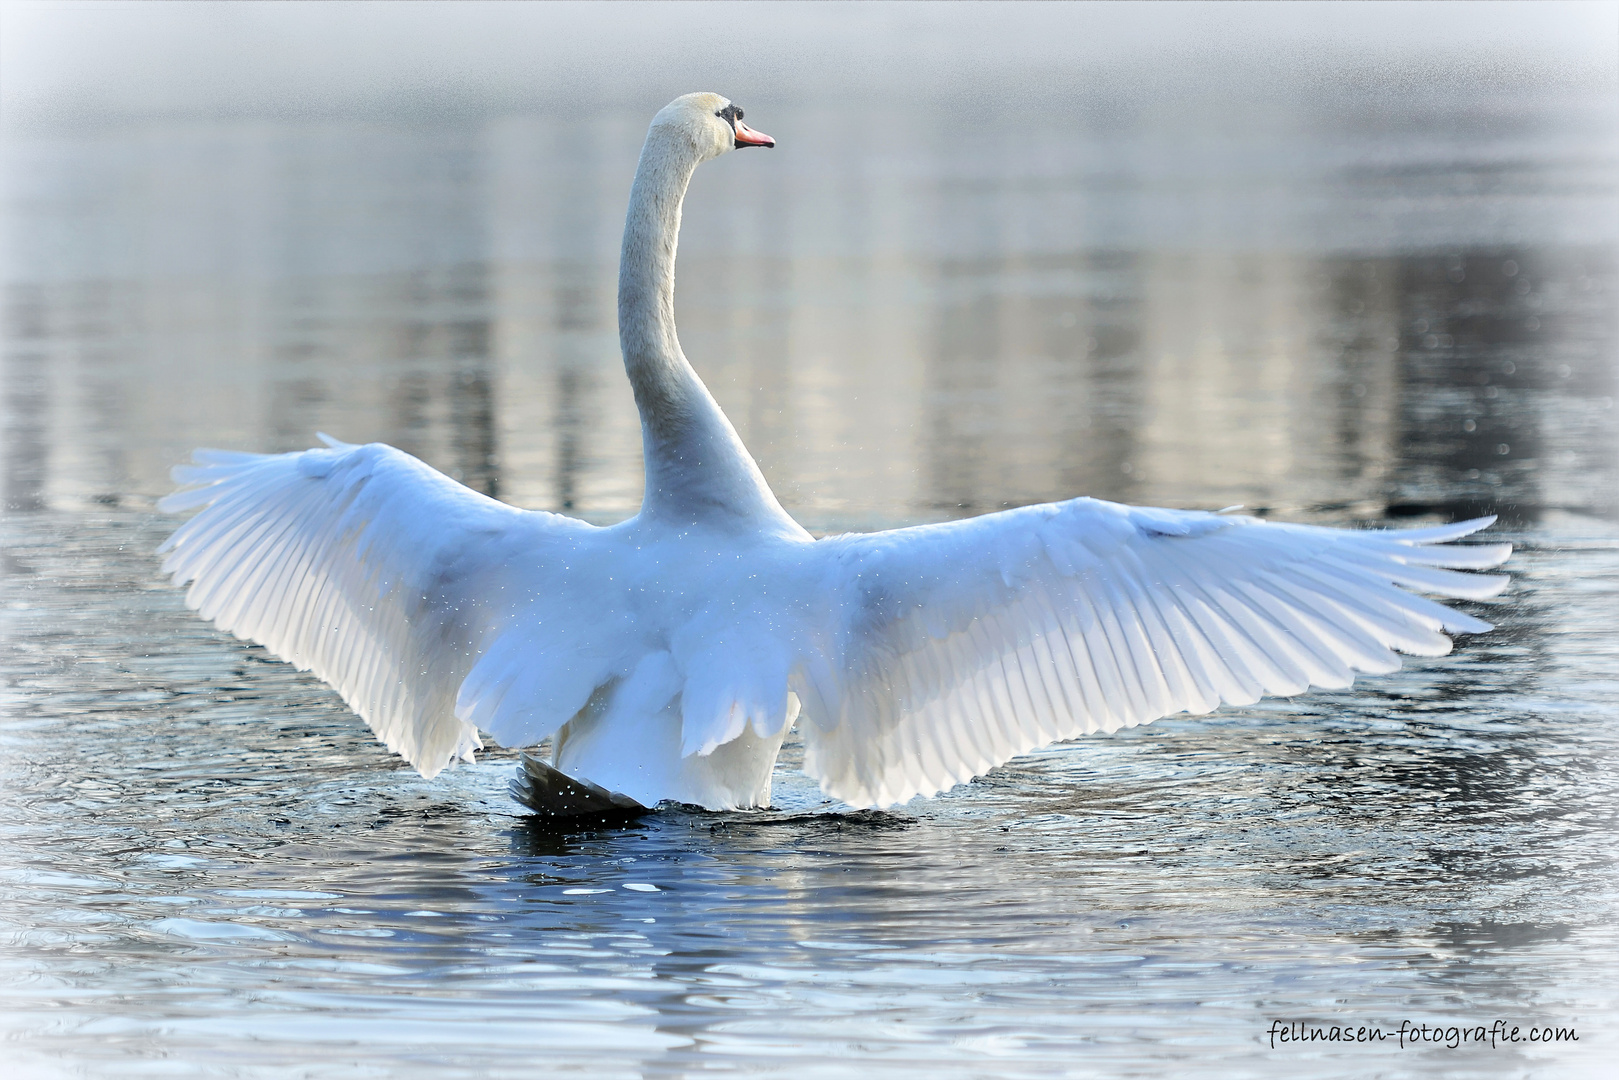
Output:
651,92,775,164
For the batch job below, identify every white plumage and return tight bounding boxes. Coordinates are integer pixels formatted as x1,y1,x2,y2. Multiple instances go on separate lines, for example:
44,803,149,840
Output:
159,93,1510,812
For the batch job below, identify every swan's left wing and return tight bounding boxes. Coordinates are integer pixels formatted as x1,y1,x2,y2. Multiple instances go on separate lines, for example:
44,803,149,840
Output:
800,499,1510,808
157,439,601,777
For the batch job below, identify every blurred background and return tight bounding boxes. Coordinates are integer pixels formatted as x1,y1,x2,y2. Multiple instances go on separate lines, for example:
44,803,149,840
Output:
3,0,1615,531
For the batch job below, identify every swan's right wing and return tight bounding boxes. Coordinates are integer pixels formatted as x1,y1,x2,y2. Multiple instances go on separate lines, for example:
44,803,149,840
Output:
159,439,598,777
802,499,1511,808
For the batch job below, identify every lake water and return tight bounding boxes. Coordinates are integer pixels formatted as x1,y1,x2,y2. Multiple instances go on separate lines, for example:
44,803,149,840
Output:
3,58,1618,1079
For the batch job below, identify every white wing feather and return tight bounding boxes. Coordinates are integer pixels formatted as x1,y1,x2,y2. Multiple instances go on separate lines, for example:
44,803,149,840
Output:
801,499,1510,808
158,439,599,777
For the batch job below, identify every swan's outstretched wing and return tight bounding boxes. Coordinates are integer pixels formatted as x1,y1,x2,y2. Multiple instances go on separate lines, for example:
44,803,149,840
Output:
802,499,1510,808
158,439,599,777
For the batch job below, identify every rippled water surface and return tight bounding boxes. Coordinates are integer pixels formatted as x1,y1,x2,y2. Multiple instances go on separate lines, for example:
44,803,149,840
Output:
3,29,1619,1078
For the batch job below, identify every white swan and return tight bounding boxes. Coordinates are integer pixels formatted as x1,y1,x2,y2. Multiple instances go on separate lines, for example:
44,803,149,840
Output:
159,93,1511,813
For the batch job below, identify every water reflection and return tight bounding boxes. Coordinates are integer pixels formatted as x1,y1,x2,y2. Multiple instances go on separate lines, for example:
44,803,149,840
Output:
1391,249,1619,523
2,104,1613,527
1,285,47,512
11,244,1606,527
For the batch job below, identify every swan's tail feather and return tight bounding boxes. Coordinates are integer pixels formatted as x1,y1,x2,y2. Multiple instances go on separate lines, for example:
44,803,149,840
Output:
510,753,649,819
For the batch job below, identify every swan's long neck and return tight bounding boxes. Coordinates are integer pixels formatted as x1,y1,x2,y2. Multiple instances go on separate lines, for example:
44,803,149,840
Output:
619,132,799,533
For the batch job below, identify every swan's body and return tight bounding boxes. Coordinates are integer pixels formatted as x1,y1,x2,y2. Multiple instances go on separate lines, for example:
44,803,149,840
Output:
160,94,1511,812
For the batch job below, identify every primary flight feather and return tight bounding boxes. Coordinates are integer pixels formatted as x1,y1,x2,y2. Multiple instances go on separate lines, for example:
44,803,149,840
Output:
159,93,1510,812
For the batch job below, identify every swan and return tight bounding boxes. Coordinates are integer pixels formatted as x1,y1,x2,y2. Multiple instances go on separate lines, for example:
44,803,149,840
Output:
158,92,1511,814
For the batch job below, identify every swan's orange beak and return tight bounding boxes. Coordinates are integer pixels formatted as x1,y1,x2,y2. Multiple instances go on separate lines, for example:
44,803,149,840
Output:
734,120,775,148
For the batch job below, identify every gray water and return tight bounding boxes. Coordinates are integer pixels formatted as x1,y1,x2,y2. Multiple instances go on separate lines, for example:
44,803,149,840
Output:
4,11,1619,1077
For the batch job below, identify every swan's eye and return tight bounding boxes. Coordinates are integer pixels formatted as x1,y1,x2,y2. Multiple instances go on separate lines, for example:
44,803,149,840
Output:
716,104,742,131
